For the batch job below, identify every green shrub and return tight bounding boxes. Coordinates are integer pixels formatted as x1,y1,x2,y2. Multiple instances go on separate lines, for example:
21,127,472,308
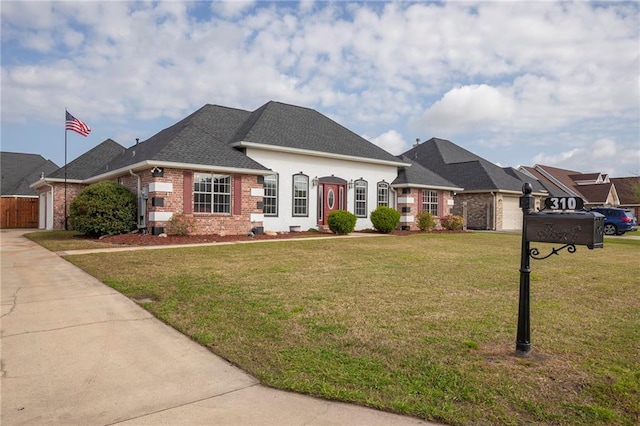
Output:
441,214,464,230
169,213,197,236
70,181,137,237
416,211,436,231
327,210,357,235
370,206,400,233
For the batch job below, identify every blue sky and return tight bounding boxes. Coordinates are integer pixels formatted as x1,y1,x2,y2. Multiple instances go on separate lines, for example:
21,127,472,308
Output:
2,1,639,177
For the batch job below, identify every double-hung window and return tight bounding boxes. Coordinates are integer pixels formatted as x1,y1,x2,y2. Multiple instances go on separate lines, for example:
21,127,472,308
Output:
422,190,438,216
292,174,308,216
377,182,389,207
354,179,367,217
194,173,231,213
264,174,278,216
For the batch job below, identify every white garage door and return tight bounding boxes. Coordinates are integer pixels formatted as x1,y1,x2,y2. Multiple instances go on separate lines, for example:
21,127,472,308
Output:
501,196,522,230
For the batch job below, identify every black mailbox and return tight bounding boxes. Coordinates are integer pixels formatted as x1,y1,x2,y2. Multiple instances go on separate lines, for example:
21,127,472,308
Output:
526,211,604,249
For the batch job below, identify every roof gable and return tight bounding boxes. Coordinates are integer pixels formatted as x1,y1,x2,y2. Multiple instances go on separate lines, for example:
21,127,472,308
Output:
610,177,640,205
1,152,59,196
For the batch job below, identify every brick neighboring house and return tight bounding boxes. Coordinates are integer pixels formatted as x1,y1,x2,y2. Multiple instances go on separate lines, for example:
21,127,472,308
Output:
401,138,547,231
1,152,58,228
519,164,620,208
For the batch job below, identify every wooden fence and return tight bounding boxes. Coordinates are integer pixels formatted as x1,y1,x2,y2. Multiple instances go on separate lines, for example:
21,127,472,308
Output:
1,197,39,228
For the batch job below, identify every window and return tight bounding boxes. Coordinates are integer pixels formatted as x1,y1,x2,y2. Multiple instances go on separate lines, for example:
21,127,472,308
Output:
194,173,231,213
292,174,308,216
422,190,438,216
264,174,278,216
354,179,367,217
377,182,389,207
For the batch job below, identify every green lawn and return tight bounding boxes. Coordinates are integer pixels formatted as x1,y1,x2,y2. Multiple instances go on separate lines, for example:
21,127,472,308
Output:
47,232,639,425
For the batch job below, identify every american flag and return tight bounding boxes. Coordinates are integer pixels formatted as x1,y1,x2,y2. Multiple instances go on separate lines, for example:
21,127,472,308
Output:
66,111,91,137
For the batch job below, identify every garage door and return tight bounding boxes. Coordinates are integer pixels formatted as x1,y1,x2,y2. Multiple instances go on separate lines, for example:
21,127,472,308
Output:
501,196,522,231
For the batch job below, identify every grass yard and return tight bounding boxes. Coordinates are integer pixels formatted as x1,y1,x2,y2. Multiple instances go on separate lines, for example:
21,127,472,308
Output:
58,233,639,425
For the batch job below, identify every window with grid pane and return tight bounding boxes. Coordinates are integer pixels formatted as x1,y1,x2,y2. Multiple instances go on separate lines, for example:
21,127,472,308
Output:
377,182,389,207
292,174,308,216
354,179,367,217
194,173,231,213
264,174,278,216
422,190,438,216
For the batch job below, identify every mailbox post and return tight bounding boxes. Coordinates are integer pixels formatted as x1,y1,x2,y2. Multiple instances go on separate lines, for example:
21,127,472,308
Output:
516,183,535,356
515,185,603,357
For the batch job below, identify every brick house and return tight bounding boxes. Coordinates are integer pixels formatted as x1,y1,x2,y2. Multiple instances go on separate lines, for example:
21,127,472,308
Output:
402,138,548,231
30,102,543,235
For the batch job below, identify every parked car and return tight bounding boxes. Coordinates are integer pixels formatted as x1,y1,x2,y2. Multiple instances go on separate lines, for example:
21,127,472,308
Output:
589,207,639,235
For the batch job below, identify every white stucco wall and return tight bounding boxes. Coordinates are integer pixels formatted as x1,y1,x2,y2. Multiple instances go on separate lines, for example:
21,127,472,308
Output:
246,148,400,232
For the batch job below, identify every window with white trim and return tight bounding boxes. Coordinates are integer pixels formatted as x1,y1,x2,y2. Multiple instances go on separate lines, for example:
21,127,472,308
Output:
264,174,278,216
292,174,309,216
422,190,438,216
354,179,367,217
377,182,389,207
194,173,231,213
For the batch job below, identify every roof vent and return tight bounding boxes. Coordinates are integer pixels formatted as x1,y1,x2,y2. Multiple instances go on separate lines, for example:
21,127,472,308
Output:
414,138,420,146
136,138,139,145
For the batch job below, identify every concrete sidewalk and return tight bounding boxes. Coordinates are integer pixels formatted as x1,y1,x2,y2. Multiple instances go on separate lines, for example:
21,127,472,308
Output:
1,229,436,426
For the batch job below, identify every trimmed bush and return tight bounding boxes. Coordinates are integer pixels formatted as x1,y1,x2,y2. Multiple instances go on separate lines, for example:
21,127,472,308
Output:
416,211,436,231
370,206,400,233
169,213,197,236
441,214,464,230
327,210,357,235
70,181,137,237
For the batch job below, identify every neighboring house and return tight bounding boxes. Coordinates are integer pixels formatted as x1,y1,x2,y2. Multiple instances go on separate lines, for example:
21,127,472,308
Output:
401,138,548,230
519,164,620,207
610,177,640,219
1,152,58,228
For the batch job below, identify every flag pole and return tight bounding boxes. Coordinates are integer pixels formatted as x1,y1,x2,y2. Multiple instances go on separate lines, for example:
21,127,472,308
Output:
64,108,68,230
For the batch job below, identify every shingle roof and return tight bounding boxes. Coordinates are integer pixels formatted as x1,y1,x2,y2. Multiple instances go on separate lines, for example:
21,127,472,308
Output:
519,166,573,197
230,101,403,164
526,164,617,203
103,105,267,172
47,139,126,180
393,155,462,189
402,138,546,193
577,183,615,204
1,152,59,196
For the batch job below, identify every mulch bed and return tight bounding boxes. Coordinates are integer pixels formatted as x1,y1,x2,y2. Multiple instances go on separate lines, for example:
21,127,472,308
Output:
77,229,461,247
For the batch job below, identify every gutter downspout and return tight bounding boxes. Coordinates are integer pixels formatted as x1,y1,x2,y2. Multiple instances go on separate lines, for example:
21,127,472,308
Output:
129,169,141,229
44,181,54,230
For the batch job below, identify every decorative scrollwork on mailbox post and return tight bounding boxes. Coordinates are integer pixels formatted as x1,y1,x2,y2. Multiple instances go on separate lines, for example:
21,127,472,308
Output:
515,185,604,357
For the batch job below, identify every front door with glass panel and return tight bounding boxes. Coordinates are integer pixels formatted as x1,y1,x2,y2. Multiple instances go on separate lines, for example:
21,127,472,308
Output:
318,180,346,227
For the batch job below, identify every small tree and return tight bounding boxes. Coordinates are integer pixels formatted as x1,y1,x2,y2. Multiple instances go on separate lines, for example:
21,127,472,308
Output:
370,206,400,233
327,210,357,235
70,181,137,237
416,211,436,231
441,214,464,231
168,213,197,236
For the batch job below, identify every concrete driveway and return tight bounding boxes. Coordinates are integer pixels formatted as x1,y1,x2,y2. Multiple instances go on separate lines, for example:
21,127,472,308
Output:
1,229,436,426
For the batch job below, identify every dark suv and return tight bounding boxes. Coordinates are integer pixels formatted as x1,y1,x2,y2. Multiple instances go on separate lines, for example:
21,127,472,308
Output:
589,207,638,235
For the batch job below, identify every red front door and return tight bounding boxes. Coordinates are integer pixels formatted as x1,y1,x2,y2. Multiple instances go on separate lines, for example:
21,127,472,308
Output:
318,183,345,226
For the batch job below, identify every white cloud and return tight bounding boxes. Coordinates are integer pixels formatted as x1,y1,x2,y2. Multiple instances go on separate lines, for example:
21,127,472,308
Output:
416,84,516,135
363,130,407,156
